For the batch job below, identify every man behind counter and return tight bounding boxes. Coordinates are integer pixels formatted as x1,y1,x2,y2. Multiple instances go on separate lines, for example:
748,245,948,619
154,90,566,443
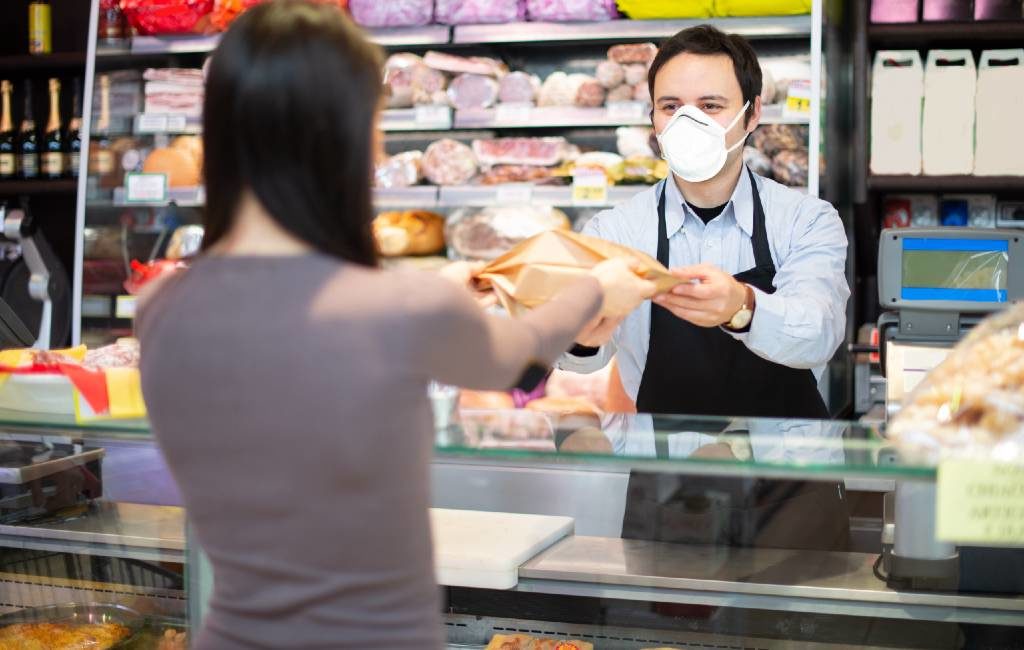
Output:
559,26,852,551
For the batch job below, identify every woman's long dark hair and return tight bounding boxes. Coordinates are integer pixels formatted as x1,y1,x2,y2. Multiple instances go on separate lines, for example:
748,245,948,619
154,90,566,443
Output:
202,0,383,265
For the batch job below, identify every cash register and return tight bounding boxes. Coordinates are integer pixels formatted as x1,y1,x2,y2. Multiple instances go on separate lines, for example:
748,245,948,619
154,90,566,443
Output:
877,227,1024,592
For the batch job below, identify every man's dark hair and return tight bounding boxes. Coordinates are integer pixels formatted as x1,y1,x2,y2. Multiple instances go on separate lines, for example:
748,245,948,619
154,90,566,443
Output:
202,0,383,265
647,25,762,125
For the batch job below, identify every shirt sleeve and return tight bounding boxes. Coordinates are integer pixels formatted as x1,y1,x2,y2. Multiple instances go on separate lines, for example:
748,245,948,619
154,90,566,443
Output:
725,201,849,369
556,209,619,375
415,273,603,391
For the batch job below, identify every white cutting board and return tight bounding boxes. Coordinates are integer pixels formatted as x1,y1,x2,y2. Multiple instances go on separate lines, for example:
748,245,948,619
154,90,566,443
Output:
431,508,573,590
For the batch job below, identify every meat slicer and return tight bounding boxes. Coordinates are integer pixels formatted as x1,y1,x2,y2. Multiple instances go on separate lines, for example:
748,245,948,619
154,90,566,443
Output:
877,227,1024,592
0,199,67,349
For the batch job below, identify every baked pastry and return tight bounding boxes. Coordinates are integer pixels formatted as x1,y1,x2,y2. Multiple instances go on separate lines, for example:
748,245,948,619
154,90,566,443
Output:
484,634,593,650
142,147,201,187
372,210,446,257
0,621,131,649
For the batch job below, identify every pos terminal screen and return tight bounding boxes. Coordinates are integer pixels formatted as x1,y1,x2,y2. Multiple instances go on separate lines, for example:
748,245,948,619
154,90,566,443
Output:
901,238,1009,303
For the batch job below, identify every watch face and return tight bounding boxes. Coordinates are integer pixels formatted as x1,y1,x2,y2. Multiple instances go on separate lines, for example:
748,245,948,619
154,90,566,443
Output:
730,308,752,330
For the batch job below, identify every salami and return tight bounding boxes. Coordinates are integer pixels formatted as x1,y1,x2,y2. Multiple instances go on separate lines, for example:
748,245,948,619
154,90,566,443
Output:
595,60,625,89
632,81,651,104
608,42,658,65
498,71,541,104
623,63,647,87
384,53,422,109
606,84,634,103
410,65,448,105
447,73,500,110
375,151,423,188
422,139,478,185
480,165,554,185
538,72,588,107
435,0,526,24
575,79,606,108
424,51,507,77
349,0,433,27
472,137,568,167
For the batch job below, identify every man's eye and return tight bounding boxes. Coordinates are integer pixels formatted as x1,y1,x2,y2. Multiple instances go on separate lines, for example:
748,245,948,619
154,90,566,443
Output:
662,104,678,113
702,104,722,112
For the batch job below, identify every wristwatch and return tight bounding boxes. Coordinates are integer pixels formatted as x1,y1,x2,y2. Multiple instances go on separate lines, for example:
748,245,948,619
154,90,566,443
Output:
725,284,755,332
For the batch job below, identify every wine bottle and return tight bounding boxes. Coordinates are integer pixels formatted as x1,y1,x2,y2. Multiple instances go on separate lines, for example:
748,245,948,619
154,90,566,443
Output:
67,77,82,178
19,80,38,180
42,78,63,179
0,80,15,180
89,75,115,182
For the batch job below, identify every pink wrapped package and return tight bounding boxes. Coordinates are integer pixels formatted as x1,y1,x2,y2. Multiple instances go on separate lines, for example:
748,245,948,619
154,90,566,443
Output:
435,0,526,24
525,0,620,21
349,0,433,27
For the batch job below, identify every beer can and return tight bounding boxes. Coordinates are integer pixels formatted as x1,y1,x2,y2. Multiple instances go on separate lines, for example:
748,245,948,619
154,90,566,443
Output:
29,3,52,55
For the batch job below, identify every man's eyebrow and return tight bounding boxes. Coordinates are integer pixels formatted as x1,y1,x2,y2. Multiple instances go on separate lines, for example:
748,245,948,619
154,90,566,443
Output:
697,94,728,101
655,95,680,103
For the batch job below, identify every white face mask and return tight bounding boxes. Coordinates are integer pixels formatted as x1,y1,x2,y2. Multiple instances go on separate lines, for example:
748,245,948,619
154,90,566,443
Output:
657,101,750,183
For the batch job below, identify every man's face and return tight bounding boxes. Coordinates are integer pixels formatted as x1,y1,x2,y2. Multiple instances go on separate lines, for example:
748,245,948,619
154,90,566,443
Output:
651,52,758,162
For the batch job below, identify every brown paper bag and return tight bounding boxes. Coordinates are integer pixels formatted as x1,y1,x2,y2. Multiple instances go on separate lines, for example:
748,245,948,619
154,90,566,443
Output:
474,230,681,316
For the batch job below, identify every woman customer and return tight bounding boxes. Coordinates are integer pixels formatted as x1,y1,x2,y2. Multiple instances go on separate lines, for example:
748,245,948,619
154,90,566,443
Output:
136,2,654,648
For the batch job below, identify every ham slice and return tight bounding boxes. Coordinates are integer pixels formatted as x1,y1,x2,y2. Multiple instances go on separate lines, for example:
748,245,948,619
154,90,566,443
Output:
471,137,568,167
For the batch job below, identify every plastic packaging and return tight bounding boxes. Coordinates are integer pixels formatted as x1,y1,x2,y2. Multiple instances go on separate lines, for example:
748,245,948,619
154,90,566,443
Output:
422,139,478,185
349,0,432,27
526,0,619,21
447,206,570,260
889,303,1024,462
120,0,213,35
375,151,423,188
435,0,526,24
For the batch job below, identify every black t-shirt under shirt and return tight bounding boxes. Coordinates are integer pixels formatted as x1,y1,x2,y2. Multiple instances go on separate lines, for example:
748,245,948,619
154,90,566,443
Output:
687,201,728,225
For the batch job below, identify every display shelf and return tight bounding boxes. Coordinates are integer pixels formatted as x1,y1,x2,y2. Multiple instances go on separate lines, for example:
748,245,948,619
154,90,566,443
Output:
109,185,205,207
0,51,87,73
0,178,79,196
452,15,813,44
437,184,648,208
374,185,440,208
381,106,453,131
364,24,452,47
868,175,1024,193
868,20,1024,47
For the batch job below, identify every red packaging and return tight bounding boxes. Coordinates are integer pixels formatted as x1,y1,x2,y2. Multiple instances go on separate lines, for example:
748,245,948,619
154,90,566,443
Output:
120,0,214,35
883,197,912,228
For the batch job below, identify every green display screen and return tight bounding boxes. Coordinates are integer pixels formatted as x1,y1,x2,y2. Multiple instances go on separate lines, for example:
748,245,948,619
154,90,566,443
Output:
902,250,1008,290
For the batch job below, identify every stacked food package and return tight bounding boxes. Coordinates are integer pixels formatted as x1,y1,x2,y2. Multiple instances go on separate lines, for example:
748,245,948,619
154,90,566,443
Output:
745,124,810,187
888,304,1024,462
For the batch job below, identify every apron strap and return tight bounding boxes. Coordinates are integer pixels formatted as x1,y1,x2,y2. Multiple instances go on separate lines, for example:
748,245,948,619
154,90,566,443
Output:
655,179,670,267
746,167,776,275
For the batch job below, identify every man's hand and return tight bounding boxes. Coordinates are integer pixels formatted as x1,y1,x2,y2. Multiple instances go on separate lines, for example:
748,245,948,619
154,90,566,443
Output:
652,264,749,328
439,261,497,309
575,314,623,348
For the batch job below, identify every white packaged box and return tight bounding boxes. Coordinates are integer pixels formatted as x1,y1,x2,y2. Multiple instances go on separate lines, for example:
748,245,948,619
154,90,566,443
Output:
975,49,1024,176
922,50,976,176
871,50,924,176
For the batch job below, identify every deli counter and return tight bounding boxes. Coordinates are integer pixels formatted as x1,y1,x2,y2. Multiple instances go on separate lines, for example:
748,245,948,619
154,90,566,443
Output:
0,408,1021,649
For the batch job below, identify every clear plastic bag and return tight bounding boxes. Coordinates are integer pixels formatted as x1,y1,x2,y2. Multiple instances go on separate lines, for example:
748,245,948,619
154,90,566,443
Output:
889,303,1024,462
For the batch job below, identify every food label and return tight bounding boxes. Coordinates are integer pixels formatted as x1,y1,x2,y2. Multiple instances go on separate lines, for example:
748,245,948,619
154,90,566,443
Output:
137,114,169,133
606,101,648,121
21,154,38,178
936,459,1024,545
495,183,533,204
414,104,451,128
115,295,137,320
0,154,14,176
42,151,63,176
572,170,608,206
125,172,167,203
69,151,80,176
496,103,532,124
784,80,812,120
28,2,52,54
166,115,188,132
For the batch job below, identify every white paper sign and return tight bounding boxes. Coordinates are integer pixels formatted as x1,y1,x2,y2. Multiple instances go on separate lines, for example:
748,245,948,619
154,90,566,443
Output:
115,295,138,320
495,183,533,204
125,173,168,203
166,115,188,132
496,103,533,124
606,101,647,121
136,114,169,133
414,104,451,127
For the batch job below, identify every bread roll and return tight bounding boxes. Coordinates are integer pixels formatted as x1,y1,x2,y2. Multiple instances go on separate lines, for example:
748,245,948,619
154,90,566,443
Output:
372,210,446,257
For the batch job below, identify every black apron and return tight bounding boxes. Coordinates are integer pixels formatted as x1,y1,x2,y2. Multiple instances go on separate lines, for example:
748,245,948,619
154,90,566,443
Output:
622,170,849,551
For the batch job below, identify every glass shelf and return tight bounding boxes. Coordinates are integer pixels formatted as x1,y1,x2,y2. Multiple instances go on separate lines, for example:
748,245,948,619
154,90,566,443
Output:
0,408,938,482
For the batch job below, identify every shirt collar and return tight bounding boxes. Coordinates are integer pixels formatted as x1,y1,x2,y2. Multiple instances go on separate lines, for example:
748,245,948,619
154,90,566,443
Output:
662,168,757,238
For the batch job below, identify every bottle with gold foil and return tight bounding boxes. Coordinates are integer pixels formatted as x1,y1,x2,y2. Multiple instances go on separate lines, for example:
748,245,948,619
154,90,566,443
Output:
67,77,82,178
0,81,15,180
29,1,52,55
89,75,115,183
42,78,63,179
19,80,38,179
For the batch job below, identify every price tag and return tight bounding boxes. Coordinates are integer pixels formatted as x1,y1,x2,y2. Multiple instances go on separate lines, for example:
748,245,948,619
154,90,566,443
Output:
125,173,168,203
936,459,1024,546
783,80,812,120
115,295,138,320
166,115,188,132
495,183,533,204
496,103,533,124
136,114,169,133
572,170,609,206
81,295,112,319
414,104,451,128
606,101,647,121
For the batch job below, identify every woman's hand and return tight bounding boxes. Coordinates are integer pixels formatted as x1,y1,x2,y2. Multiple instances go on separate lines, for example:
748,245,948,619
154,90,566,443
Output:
439,261,497,309
590,258,657,319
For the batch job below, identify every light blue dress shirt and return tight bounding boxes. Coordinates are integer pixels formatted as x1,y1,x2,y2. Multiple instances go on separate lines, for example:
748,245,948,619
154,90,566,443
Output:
558,170,850,402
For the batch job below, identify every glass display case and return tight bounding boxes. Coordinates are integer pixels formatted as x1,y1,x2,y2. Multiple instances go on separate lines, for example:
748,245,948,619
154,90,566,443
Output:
0,407,1020,648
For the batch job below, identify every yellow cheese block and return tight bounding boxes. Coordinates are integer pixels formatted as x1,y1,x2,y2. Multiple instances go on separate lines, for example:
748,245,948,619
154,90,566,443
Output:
106,367,147,419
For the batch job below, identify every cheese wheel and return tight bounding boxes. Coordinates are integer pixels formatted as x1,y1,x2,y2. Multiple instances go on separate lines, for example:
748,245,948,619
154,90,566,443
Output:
142,147,201,187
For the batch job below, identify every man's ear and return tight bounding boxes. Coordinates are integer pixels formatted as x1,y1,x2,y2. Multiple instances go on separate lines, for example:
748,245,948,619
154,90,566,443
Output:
746,95,763,134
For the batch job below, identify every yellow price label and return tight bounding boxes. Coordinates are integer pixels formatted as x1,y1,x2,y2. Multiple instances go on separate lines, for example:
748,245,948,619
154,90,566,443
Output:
936,459,1024,546
572,171,609,206
786,95,811,114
